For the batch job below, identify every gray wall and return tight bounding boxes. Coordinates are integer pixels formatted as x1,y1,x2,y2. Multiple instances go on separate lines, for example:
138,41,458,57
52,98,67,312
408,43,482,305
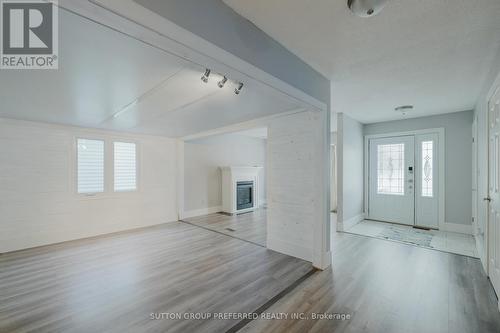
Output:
338,113,364,224
134,0,331,108
364,110,474,225
184,133,266,212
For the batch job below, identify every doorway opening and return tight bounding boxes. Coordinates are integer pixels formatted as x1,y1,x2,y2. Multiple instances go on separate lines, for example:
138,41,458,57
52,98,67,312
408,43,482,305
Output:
367,132,440,229
343,128,478,258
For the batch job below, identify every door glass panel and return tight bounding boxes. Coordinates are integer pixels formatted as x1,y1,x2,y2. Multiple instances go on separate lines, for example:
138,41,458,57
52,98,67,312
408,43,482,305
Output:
421,141,433,197
377,143,404,195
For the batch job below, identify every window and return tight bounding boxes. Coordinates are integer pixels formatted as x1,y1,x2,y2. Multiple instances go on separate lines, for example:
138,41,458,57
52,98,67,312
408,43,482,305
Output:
377,143,404,195
421,141,433,197
114,142,137,192
77,139,104,194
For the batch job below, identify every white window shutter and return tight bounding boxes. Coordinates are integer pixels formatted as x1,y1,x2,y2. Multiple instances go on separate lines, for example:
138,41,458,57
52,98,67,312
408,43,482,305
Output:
114,142,137,191
77,139,104,194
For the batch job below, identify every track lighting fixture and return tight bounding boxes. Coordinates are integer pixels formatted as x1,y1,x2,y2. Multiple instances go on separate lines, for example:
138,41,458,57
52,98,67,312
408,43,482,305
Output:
234,82,244,95
201,69,211,83
218,76,228,88
201,69,244,94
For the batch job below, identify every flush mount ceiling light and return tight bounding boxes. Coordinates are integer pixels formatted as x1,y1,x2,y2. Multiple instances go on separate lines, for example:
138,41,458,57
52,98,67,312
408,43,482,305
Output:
395,105,414,115
218,76,228,88
201,69,211,83
347,0,389,17
234,82,244,95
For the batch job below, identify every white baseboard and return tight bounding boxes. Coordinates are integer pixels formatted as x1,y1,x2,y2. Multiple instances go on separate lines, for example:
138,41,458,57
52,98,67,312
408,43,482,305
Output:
182,206,222,219
267,237,312,262
338,213,365,232
313,251,332,270
441,222,473,235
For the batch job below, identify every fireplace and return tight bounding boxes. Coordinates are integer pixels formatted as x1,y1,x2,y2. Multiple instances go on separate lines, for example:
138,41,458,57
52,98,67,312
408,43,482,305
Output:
236,181,254,210
221,166,262,214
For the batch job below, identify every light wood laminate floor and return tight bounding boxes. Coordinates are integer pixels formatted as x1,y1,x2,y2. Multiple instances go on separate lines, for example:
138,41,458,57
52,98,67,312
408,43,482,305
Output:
0,221,310,333
2,212,500,333
241,231,500,333
183,209,267,247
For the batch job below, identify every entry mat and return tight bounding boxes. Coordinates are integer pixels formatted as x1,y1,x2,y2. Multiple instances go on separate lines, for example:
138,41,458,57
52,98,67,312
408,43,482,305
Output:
378,226,433,248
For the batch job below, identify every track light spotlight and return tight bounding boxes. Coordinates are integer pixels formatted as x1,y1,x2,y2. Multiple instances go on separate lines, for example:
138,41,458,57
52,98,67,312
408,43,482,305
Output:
201,69,211,83
234,82,244,95
218,76,228,88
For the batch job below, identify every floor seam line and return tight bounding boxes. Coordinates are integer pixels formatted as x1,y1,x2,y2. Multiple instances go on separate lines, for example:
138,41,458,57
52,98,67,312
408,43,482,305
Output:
224,267,318,333
179,219,266,248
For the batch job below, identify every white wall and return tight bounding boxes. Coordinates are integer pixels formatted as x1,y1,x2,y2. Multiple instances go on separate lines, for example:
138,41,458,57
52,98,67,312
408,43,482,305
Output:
183,133,266,217
337,113,365,230
364,111,474,227
0,119,178,253
267,110,330,268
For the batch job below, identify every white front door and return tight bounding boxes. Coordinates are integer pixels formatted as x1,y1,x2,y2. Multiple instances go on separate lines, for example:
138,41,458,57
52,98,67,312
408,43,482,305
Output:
369,136,415,225
368,134,440,228
488,87,500,297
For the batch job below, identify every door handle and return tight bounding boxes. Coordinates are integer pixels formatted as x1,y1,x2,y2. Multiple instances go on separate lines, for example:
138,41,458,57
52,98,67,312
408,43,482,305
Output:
484,197,492,202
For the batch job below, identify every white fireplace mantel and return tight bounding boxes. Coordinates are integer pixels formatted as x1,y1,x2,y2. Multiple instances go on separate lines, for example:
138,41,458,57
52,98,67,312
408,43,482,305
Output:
221,166,262,214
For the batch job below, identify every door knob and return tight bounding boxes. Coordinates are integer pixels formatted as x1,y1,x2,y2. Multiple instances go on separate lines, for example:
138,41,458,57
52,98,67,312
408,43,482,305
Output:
484,197,492,202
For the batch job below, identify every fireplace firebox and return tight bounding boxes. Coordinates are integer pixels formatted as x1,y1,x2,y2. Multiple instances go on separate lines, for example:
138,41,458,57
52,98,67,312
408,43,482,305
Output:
221,166,261,214
236,181,254,210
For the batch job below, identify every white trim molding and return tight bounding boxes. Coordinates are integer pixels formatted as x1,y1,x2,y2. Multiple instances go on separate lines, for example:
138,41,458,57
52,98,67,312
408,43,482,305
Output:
338,213,365,232
182,206,223,219
318,251,333,269
441,222,473,235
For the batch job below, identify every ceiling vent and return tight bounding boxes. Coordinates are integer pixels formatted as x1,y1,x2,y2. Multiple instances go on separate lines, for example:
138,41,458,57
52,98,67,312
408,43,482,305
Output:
347,0,389,17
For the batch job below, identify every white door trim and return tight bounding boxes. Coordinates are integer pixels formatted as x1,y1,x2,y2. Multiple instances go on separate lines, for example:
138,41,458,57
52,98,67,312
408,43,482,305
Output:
364,128,445,230
485,72,500,279
487,84,500,297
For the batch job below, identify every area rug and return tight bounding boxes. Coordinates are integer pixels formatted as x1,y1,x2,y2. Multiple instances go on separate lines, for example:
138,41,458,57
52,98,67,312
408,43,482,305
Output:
378,226,434,248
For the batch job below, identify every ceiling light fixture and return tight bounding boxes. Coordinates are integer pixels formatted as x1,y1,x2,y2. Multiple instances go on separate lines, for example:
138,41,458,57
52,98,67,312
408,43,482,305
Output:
347,0,389,18
234,82,244,95
201,69,211,83
218,76,228,88
395,105,414,115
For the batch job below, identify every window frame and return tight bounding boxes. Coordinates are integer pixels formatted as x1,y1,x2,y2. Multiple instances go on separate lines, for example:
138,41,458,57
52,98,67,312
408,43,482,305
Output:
76,137,105,196
421,140,434,198
74,136,141,198
113,140,138,193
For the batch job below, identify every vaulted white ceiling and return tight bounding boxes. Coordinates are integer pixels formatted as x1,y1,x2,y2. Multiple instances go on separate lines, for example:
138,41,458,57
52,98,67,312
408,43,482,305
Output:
223,0,500,123
0,8,302,137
